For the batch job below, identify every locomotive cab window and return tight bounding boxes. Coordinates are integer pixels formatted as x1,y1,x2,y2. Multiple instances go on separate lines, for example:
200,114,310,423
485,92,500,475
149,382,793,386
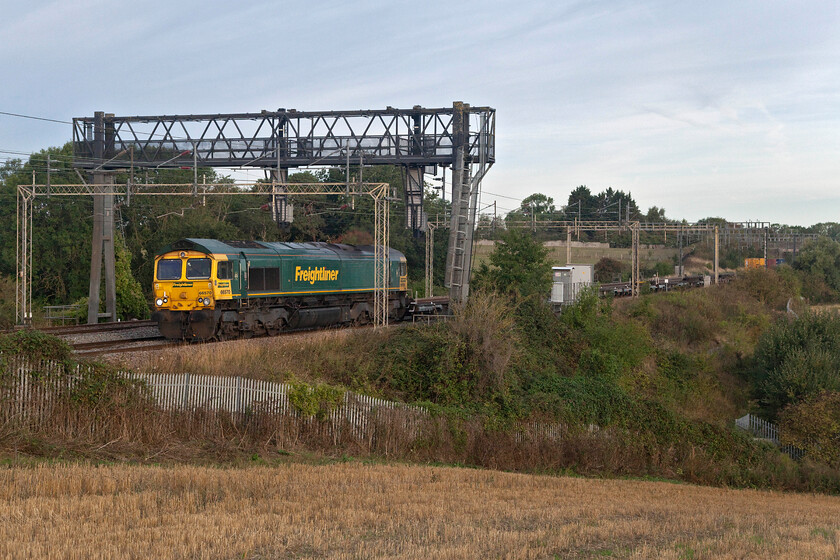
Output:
217,261,233,280
399,262,407,276
186,258,211,279
157,259,182,280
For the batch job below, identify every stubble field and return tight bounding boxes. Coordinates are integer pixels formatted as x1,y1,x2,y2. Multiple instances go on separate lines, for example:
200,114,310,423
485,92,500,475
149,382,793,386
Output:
1,462,838,559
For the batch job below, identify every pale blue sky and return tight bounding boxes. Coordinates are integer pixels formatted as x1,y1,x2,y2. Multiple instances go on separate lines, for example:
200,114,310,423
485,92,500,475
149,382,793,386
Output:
1,0,838,225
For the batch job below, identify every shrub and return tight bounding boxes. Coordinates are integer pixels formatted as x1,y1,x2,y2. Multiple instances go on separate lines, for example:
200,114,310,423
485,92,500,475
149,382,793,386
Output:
0,330,74,364
594,257,625,283
288,378,344,421
779,391,840,468
794,236,840,299
737,268,799,310
471,229,551,299
752,312,840,417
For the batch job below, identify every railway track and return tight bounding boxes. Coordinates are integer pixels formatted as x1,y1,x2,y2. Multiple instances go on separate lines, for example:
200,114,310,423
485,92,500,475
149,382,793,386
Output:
30,297,452,358
72,336,176,357
39,319,158,336
38,320,171,357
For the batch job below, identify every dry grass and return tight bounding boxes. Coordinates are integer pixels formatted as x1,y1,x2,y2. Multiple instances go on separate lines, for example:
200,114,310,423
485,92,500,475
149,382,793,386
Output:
118,327,363,381
0,462,838,559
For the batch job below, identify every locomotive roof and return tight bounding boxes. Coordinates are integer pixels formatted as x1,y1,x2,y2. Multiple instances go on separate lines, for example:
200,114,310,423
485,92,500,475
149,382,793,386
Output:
156,238,405,259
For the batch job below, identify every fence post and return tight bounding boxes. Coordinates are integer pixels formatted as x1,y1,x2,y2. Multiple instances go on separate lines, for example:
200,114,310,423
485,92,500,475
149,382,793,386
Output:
235,377,242,417
182,372,191,410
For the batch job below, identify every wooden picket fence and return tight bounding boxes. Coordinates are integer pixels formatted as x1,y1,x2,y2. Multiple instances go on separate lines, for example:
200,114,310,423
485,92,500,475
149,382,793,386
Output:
14,358,809,463
0,357,568,450
0,357,428,443
122,371,427,442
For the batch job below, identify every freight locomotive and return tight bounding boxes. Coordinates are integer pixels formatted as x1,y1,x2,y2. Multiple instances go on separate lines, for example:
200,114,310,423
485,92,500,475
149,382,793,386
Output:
151,238,409,340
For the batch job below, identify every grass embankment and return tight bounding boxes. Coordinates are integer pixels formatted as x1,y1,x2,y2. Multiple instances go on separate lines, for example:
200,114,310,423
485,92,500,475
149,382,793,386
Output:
3,267,839,491
0,462,838,559
111,268,840,492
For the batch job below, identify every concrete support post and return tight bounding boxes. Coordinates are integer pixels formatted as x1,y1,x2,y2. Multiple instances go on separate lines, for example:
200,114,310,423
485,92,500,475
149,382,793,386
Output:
270,168,290,226
87,111,116,323
103,175,116,321
714,226,719,284
566,228,572,264
425,222,435,298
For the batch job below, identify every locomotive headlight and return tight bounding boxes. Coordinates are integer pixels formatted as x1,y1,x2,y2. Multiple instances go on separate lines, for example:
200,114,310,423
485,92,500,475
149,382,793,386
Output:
155,298,164,307
203,297,211,306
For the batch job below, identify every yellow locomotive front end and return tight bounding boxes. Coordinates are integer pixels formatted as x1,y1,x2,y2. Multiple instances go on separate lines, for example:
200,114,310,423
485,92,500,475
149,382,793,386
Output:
152,249,226,340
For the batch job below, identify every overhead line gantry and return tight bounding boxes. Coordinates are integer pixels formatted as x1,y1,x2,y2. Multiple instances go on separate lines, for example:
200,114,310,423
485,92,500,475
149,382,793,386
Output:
63,103,494,324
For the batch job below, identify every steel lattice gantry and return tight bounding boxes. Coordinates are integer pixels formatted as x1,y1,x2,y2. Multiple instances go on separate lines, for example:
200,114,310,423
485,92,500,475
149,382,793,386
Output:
16,182,392,328
72,103,495,311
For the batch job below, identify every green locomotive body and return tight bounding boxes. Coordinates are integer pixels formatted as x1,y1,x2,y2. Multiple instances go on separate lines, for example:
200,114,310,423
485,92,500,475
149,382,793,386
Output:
151,238,409,340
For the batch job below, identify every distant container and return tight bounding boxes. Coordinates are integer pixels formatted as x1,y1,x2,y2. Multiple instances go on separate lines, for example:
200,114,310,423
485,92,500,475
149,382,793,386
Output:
551,264,593,304
744,258,766,270
765,258,785,269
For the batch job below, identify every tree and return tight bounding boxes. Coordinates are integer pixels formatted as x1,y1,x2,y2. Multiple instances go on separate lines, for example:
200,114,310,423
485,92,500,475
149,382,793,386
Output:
594,257,625,283
566,185,596,220
794,237,840,300
114,234,149,320
779,391,840,468
565,186,640,222
752,312,840,418
471,229,552,299
520,193,556,217
808,222,840,242
644,206,667,222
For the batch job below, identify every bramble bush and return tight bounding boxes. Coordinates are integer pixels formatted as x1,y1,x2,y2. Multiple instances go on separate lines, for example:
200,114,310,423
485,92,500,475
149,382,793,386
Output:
779,391,840,468
752,312,840,418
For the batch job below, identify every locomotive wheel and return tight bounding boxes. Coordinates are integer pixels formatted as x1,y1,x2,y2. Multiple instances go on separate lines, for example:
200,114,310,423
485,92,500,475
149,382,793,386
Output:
354,311,371,326
266,319,286,337
214,321,237,342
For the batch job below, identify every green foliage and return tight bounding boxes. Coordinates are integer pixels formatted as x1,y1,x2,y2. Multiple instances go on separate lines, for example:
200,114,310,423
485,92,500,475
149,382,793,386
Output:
0,331,147,412
0,330,74,363
0,275,16,329
640,291,720,347
471,229,551,299
560,287,602,330
114,234,149,319
752,312,840,418
520,193,556,216
651,261,675,278
550,375,634,425
566,185,640,221
0,144,91,303
288,378,344,421
67,363,149,408
794,237,840,302
737,267,799,309
594,257,625,282
561,289,651,381
656,349,697,387
779,391,840,468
